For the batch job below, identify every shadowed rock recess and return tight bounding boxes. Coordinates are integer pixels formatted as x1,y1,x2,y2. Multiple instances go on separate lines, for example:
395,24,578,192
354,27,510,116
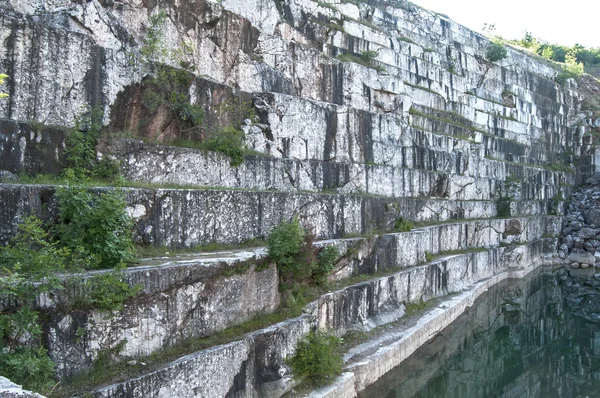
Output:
1,0,600,397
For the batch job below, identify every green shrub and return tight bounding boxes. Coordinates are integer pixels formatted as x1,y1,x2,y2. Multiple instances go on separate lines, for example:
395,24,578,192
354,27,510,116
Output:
0,216,68,278
394,216,413,232
0,218,63,393
486,41,508,63
268,217,307,285
556,53,584,85
313,245,339,286
0,187,139,392
54,185,135,269
75,265,142,311
64,108,121,182
287,329,343,387
203,126,246,166
0,345,55,393
141,10,168,61
268,219,340,290
144,67,204,132
425,250,433,262
496,196,512,218
549,192,564,216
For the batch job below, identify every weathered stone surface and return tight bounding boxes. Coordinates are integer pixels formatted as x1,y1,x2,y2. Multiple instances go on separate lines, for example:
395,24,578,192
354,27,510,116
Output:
0,0,591,395
90,239,552,397
568,250,595,265
0,376,44,398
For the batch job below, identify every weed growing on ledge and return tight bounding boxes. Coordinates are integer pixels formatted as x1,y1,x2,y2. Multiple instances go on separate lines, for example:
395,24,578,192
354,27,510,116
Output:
286,329,343,387
337,50,386,72
267,218,340,299
394,216,413,232
486,40,508,63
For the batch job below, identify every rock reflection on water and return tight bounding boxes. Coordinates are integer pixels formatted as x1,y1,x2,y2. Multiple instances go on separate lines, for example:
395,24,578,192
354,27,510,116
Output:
360,270,600,398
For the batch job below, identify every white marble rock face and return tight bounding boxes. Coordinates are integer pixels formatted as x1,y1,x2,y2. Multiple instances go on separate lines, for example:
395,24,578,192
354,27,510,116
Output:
0,0,586,396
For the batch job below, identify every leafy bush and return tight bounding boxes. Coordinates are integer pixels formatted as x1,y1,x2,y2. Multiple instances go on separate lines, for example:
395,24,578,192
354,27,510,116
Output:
64,108,121,181
549,192,564,216
314,245,339,286
203,126,246,166
394,216,413,232
486,41,508,63
0,182,139,393
144,67,204,132
268,219,339,290
75,265,142,311
496,196,512,218
0,218,63,393
556,53,584,85
54,185,135,269
141,10,168,61
287,329,343,387
360,50,379,63
268,217,306,285
425,250,433,262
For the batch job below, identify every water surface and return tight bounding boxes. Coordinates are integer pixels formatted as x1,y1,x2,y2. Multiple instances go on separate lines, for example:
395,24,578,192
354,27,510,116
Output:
360,270,600,398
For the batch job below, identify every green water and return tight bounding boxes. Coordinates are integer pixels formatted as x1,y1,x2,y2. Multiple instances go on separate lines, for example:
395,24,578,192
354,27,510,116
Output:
360,270,600,398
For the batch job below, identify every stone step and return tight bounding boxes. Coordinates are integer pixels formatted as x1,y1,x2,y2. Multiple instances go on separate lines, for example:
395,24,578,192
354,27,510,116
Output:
80,238,555,397
104,139,569,202
34,213,559,379
249,93,572,170
0,183,562,248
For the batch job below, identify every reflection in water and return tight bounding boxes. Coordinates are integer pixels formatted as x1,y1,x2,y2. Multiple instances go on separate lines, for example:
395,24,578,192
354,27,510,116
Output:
360,270,600,398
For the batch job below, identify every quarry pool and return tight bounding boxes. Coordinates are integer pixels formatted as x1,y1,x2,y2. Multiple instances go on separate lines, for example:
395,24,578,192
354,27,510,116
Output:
359,269,600,398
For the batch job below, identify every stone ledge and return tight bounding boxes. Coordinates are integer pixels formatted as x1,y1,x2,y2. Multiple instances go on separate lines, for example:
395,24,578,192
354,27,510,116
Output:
308,257,557,397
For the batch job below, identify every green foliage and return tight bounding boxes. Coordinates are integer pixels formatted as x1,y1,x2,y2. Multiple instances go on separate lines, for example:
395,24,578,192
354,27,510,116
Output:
0,217,63,393
397,36,415,44
495,175,519,218
64,108,121,181
267,217,305,269
314,246,339,286
496,197,512,218
141,10,168,61
337,51,386,72
424,250,433,262
54,185,135,269
76,266,142,311
549,192,564,216
0,346,55,392
202,126,246,166
0,203,139,392
486,40,508,63
393,216,413,232
268,217,307,285
0,73,8,98
144,66,204,132
360,50,379,63
287,329,343,387
510,31,600,69
556,52,584,85
0,216,68,279
267,219,339,290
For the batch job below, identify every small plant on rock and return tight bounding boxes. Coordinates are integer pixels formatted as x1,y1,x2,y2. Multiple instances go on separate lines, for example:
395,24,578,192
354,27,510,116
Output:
268,218,340,293
486,40,508,63
394,216,413,232
313,245,339,286
287,329,343,387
